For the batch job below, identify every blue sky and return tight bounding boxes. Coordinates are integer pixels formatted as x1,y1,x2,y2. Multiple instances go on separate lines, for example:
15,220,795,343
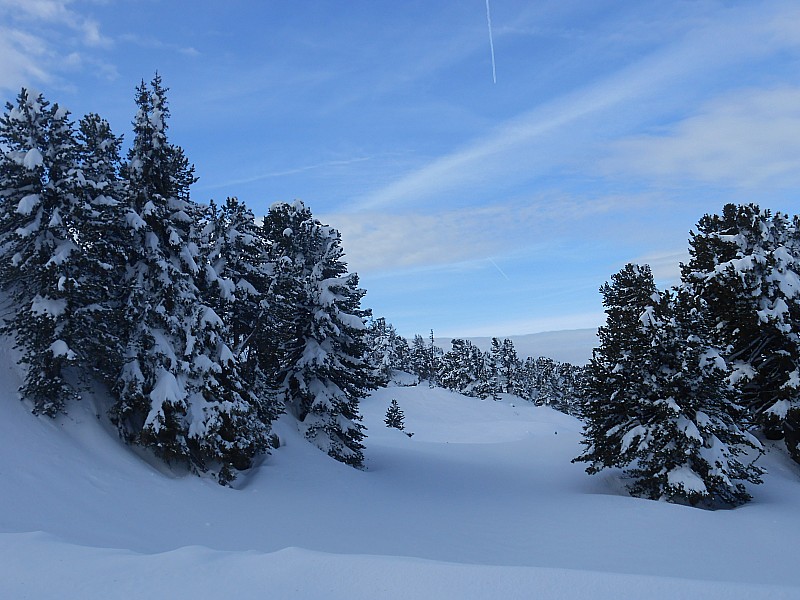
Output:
2,1,800,338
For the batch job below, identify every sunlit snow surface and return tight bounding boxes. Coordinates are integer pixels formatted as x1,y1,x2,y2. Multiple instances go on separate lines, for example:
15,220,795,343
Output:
0,341,798,599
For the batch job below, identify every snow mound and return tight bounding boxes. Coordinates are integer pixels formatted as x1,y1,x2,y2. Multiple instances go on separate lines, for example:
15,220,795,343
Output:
1,533,796,600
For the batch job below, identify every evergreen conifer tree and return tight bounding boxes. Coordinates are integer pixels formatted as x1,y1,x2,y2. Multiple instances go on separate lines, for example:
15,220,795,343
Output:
384,399,405,430
681,203,800,442
409,334,432,383
627,289,763,506
519,357,555,406
199,197,281,427
365,317,407,384
427,329,441,388
576,264,660,471
113,76,267,481
68,112,129,385
263,200,379,467
439,338,488,397
0,89,84,415
500,339,519,394
486,338,504,400
485,338,518,396
576,264,763,507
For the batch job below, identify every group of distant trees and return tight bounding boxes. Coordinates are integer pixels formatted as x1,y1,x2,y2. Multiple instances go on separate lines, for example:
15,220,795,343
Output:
577,204,800,508
364,318,585,415
0,77,380,484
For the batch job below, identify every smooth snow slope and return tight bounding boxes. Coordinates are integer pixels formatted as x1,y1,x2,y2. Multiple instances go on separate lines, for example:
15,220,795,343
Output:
1,342,799,599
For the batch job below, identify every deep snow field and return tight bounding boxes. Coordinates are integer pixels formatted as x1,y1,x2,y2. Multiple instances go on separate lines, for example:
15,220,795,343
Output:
1,341,799,599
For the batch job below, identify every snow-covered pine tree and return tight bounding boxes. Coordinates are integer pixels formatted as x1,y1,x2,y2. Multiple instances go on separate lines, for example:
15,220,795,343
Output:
202,198,266,348
634,289,762,506
68,113,129,385
485,338,504,400
575,264,662,472
498,338,519,395
364,317,408,384
519,356,555,406
181,298,271,484
517,356,584,415
409,334,432,383
439,338,488,397
263,200,379,467
681,204,800,444
515,356,537,403
576,264,763,507
199,197,281,427
505,339,520,393
384,399,405,431
113,76,197,461
438,340,462,392
554,362,586,417
0,89,84,415
427,329,441,388
113,76,266,481
391,334,412,376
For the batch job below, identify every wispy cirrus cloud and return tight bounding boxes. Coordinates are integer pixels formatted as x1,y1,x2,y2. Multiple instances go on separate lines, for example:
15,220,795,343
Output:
353,2,800,211
0,27,51,89
0,0,110,46
324,193,646,275
119,33,199,58
629,249,689,284
0,0,112,91
200,157,374,191
602,87,800,188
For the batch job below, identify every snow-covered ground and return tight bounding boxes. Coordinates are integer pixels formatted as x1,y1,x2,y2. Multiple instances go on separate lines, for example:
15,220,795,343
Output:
1,342,799,598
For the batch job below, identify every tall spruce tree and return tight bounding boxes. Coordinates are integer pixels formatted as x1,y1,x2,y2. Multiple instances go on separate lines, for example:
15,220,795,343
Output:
199,197,281,427
69,113,129,385
500,339,519,395
486,338,503,400
486,338,518,396
263,200,379,467
576,264,763,507
681,203,800,444
113,76,267,482
577,263,661,473
0,89,84,415
626,289,763,506
409,334,432,383
427,329,442,388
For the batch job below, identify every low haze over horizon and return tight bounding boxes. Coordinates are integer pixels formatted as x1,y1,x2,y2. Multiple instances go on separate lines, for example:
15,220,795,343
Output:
2,0,800,338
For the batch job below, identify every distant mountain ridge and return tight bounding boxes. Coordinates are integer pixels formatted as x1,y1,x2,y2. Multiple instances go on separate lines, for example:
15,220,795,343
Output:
444,328,598,365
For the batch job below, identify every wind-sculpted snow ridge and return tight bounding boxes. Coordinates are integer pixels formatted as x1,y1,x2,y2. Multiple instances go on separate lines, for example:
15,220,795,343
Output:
0,348,798,598
1,533,796,600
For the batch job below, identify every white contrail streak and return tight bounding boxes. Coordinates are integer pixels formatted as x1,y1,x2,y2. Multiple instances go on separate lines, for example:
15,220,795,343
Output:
489,258,510,280
485,0,497,83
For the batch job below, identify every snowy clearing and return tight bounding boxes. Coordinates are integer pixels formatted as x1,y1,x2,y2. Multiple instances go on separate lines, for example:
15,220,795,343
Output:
0,344,798,599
